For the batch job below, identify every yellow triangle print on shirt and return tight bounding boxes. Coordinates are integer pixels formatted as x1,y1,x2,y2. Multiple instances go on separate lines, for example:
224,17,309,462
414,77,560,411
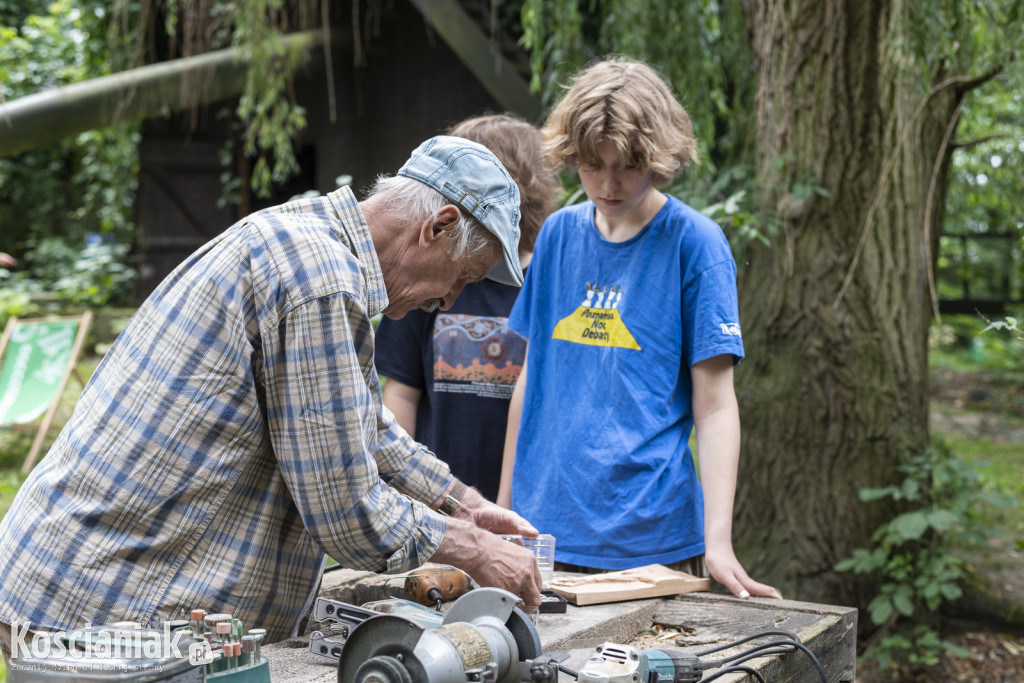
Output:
552,284,641,350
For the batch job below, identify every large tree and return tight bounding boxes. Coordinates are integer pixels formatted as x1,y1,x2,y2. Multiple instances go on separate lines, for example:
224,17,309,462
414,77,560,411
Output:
732,0,1017,611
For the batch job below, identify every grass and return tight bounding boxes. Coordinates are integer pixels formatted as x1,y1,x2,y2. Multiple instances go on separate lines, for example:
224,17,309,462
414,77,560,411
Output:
0,470,28,519
929,313,1024,539
941,435,1024,538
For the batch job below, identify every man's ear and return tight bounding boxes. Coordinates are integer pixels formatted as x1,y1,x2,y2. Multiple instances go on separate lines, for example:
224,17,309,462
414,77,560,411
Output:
417,204,461,247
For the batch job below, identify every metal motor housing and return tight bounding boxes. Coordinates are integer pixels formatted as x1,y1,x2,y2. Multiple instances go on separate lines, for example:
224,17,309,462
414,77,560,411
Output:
577,643,702,683
337,588,542,683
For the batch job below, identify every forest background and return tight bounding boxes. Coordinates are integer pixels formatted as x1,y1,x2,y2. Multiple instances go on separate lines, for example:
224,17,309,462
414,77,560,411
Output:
0,1,1022,680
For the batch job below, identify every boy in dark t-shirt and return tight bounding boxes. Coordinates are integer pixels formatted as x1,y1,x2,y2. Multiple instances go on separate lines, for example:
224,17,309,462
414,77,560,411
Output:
375,114,561,501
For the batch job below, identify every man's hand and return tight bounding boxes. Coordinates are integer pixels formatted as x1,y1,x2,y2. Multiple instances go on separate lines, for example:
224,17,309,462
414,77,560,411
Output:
705,539,782,600
430,516,543,608
454,486,538,536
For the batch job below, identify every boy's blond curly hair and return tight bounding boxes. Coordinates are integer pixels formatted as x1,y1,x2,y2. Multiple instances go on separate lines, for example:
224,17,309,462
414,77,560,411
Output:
541,55,698,188
449,114,562,254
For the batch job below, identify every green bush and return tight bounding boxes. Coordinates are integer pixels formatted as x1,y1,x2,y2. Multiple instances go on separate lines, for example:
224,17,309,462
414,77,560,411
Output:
0,287,34,331
0,0,139,269
836,441,1017,674
0,238,136,309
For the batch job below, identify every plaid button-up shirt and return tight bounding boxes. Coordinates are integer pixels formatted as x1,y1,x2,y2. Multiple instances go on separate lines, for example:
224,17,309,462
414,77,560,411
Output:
0,187,452,641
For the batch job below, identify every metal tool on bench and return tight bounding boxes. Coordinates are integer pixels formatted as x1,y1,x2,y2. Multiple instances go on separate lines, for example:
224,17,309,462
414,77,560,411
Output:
403,566,473,609
325,594,831,683
574,642,703,683
309,595,445,661
336,587,549,683
572,631,830,683
310,566,474,661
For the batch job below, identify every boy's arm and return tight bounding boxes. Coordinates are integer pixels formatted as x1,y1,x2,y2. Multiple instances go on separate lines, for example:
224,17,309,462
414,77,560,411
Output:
497,345,528,508
693,354,782,600
383,377,422,438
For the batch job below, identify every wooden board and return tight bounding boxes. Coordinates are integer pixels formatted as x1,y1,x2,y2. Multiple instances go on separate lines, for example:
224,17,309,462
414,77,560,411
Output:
655,593,858,682
549,564,711,606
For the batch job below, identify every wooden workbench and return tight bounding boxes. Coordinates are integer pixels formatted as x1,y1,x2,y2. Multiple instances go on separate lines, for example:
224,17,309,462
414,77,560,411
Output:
263,568,857,683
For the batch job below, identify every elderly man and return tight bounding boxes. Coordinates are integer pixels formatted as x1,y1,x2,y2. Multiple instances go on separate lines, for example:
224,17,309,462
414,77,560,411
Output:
0,136,542,658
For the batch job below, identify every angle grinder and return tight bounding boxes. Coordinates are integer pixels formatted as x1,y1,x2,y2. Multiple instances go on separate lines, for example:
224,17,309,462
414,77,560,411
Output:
575,642,702,683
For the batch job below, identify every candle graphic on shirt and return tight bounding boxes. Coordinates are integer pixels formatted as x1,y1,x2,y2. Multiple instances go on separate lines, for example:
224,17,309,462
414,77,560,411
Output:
553,283,640,350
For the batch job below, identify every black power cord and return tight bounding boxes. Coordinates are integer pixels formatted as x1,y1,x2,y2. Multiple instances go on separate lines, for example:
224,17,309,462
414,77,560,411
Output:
696,629,828,682
704,665,766,683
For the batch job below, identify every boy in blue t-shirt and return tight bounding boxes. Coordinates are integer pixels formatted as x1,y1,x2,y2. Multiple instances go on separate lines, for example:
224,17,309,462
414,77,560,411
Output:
498,56,781,601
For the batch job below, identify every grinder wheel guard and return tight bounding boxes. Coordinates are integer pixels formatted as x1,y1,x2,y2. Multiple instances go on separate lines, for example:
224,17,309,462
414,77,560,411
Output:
337,588,540,683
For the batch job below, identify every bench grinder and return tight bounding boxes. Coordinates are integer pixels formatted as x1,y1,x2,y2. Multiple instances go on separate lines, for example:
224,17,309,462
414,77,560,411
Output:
336,588,545,683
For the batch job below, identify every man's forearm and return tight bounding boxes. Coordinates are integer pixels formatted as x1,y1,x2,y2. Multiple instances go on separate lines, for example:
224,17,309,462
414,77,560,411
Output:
428,515,543,607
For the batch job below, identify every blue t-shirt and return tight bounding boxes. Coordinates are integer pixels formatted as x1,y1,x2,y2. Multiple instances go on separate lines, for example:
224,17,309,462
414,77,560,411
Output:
507,196,743,569
375,278,526,501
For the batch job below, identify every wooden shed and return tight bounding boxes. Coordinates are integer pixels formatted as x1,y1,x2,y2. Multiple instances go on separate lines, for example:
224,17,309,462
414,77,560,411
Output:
132,0,540,300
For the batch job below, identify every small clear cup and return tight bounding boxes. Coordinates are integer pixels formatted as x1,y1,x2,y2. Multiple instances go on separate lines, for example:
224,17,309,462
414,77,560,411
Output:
500,533,555,589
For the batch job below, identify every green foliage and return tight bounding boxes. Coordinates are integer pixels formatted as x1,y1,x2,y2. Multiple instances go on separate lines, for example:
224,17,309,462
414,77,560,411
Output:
232,1,309,198
939,81,1024,305
700,189,763,244
0,0,139,258
981,316,1023,340
865,625,971,671
0,288,33,332
0,238,136,308
942,437,1024,543
520,0,755,186
836,442,1017,674
896,0,1022,89
119,0,314,200
930,311,1024,372
0,0,48,27
0,470,28,514
929,1,1024,308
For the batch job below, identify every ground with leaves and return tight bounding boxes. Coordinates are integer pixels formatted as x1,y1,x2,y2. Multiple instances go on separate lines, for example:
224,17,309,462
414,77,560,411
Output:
879,366,1024,681
912,631,1024,682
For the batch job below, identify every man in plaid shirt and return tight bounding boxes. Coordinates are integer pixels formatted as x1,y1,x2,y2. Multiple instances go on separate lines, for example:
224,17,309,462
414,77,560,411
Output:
0,136,542,657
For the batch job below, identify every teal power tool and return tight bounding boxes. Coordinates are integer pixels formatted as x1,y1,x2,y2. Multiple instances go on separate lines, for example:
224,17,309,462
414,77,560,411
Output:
573,631,830,683
576,642,702,683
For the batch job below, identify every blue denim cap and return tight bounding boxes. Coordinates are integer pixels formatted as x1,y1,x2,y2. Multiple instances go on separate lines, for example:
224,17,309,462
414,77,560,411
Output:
398,135,523,287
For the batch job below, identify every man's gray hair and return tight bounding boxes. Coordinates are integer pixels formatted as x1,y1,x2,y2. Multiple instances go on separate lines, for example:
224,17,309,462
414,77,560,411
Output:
367,175,498,261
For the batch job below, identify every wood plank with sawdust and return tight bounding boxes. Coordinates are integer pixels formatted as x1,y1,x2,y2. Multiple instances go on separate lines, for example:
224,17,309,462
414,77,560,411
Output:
549,564,711,606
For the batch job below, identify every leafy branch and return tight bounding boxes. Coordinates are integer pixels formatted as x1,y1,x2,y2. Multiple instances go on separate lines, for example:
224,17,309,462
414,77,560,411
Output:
980,315,1023,342
836,442,1017,673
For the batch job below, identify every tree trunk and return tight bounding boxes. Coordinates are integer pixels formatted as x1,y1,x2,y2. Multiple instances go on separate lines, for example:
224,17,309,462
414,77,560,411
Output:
733,0,960,616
